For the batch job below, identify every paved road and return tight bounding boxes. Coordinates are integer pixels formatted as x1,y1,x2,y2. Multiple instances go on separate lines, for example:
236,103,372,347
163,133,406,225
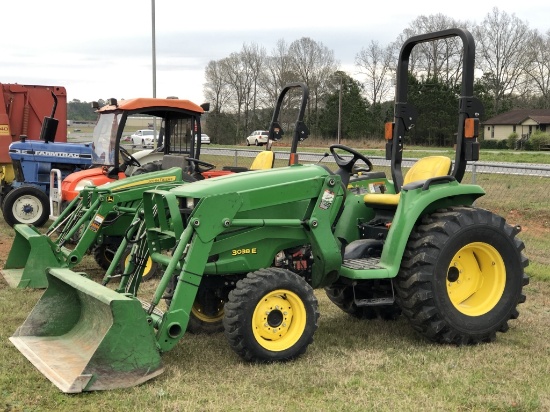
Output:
201,147,550,178
66,135,550,177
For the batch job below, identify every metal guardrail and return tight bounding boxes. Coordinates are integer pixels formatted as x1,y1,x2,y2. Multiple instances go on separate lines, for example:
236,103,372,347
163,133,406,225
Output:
201,147,550,178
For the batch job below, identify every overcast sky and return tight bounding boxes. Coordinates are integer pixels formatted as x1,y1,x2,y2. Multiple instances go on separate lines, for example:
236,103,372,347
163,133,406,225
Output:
3,1,550,105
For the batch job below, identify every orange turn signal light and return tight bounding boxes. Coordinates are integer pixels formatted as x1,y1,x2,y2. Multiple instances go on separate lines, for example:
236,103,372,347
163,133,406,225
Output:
385,122,394,140
464,118,479,138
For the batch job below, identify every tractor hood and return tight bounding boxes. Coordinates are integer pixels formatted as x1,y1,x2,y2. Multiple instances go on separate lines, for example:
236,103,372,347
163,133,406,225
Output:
170,164,333,199
9,140,93,164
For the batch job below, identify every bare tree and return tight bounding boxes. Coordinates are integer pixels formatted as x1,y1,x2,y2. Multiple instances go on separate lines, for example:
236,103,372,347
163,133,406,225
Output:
241,43,267,129
355,40,394,105
204,60,232,113
288,37,338,133
525,30,550,108
396,14,471,89
259,39,296,106
218,53,255,142
474,8,532,113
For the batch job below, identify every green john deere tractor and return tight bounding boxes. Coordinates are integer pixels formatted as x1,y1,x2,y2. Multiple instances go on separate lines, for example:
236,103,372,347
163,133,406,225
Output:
10,29,528,393
0,83,310,289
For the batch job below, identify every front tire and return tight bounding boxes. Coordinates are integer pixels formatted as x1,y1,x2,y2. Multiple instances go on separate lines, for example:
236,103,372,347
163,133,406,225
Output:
2,185,49,227
223,268,319,362
164,277,225,334
120,246,159,281
188,287,225,334
395,206,529,344
93,241,121,270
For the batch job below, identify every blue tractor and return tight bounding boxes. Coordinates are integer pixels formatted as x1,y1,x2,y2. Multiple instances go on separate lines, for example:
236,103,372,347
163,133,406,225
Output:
1,93,92,227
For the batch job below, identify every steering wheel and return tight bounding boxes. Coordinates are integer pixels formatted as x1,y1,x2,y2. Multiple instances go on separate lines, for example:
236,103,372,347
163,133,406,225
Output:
119,146,141,168
186,157,215,174
329,144,373,174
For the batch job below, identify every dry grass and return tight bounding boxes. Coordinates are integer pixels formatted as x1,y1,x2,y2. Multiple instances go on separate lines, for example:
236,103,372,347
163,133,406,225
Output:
1,149,549,410
0,213,548,411
0,270,548,412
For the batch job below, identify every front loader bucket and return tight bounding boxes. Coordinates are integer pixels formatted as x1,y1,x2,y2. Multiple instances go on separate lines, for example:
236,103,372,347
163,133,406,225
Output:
10,268,163,392
0,224,62,289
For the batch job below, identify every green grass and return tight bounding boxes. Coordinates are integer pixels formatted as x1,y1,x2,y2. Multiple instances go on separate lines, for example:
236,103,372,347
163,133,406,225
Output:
1,146,549,410
0,271,548,411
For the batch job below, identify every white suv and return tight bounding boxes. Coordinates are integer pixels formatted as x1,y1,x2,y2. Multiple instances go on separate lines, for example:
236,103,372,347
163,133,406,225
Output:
246,130,269,146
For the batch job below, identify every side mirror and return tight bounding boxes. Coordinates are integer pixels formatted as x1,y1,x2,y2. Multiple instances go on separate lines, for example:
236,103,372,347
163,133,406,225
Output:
200,102,210,112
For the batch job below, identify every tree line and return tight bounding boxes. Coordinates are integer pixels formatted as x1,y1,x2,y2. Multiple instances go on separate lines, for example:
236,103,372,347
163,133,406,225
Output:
69,8,550,147
203,8,550,146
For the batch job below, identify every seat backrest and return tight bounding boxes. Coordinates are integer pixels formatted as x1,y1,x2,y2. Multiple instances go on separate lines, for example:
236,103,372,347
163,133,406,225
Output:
250,151,275,170
362,155,451,207
162,154,187,170
403,156,452,186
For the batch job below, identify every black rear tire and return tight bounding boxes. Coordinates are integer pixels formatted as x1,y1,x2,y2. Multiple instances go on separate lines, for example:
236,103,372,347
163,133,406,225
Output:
93,241,121,270
325,283,401,320
324,285,377,319
2,185,49,227
223,268,319,362
395,206,529,344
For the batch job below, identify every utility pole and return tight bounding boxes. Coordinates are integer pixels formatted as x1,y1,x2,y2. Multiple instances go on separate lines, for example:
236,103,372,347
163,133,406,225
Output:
151,0,158,148
338,75,342,144
151,0,156,99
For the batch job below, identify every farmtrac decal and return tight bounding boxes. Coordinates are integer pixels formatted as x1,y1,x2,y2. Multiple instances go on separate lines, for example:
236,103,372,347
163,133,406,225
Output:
8,148,90,158
36,151,86,157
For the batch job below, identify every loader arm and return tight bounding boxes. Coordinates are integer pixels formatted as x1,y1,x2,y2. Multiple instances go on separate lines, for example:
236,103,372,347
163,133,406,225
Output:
142,166,347,351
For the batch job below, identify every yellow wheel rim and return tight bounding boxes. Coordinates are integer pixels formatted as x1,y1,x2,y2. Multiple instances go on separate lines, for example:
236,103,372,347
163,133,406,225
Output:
252,289,307,351
124,254,154,278
447,242,506,316
191,300,224,323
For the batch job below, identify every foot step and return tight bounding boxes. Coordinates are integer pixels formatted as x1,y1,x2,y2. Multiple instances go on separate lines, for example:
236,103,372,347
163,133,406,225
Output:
355,297,395,307
342,257,381,270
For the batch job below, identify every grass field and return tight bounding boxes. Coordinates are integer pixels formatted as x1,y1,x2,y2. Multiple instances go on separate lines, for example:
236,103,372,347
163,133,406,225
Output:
0,263,547,411
1,144,549,411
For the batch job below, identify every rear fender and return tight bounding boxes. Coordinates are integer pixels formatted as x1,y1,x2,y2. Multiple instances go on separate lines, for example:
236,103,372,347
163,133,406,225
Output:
380,181,485,275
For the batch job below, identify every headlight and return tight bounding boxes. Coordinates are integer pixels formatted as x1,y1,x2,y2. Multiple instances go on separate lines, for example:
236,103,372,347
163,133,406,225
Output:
74,179,94,192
